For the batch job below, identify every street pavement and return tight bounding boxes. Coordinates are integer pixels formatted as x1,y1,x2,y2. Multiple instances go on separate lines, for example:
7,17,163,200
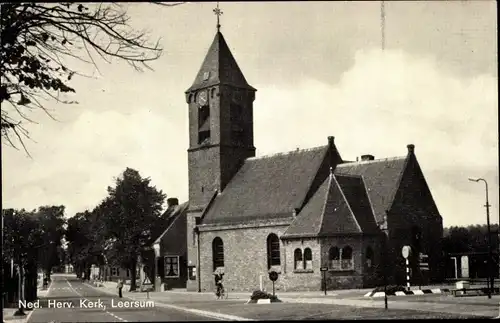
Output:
25,274,216,322
4,274,498,321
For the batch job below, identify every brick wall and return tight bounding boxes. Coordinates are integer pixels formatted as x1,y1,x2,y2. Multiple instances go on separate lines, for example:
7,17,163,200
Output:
198,224,289,292
281,239,322,291
387,153,444,285
320,236,363,289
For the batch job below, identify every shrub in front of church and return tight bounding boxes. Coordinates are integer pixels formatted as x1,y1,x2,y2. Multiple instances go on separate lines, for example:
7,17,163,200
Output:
250,290,278,301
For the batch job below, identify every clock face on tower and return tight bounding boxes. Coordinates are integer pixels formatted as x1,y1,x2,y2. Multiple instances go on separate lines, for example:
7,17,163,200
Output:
198,91,208,106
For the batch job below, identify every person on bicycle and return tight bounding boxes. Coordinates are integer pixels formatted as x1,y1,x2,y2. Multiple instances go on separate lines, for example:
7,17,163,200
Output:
214,273,224,298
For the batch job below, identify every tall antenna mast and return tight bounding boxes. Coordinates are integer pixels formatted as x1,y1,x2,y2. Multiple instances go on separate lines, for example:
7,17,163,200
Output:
381,1,385,51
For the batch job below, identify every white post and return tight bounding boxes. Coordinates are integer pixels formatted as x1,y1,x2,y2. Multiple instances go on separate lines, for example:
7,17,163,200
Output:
451,257,458,279
406,258,411,291
259,275,263,291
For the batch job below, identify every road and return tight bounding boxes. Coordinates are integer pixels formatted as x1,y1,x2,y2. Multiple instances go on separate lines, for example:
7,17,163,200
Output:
28,275,213,322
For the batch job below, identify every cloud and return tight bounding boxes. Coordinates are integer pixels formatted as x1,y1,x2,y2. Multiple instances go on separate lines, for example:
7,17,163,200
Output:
2,47,497,228
254,48,498,227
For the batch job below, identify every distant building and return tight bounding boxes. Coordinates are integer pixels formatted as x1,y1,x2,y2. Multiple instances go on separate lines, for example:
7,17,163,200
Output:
178,30,444,292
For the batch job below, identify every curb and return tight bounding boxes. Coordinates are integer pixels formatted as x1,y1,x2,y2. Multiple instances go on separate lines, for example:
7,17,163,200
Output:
84,283,254,321
364,288,450,297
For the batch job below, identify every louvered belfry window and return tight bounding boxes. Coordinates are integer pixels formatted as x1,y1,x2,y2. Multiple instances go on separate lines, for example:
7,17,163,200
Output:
212,237,224,270
267,233,281,269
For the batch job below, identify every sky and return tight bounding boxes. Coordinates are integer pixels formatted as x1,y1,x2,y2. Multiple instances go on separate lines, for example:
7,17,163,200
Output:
2,1,498,228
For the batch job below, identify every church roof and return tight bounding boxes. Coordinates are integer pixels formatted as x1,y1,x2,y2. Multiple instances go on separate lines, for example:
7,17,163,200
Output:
153,201,189,245
201,145,330,225
334,156,408,224
282,174,368,238
186,31,256,93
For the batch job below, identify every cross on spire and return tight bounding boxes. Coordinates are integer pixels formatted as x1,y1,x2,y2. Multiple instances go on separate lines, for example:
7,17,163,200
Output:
213,2,223,32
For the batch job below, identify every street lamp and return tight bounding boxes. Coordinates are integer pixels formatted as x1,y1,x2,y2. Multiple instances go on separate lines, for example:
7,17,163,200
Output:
469,177,493,298
153,243,161,292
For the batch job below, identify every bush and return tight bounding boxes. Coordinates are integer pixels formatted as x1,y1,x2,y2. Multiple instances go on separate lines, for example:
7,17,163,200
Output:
373,285,406,294
250,290,278,301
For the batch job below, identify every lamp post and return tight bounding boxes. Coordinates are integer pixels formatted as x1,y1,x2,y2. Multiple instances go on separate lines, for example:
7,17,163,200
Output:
153,243,161,292
469,177,493,298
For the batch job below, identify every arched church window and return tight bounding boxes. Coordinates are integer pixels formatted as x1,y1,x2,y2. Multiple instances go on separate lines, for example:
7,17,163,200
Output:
341,246,353,270
267,233,281,269
212,237,224,270
366,246,374,270
294,248,302,270
328,247,340,268
304,248,312,270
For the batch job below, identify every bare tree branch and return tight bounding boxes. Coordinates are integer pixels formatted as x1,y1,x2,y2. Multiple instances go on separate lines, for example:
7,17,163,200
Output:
1,2,185,154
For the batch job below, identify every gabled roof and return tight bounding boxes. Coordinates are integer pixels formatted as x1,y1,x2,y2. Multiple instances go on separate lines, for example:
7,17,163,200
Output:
186,31,255,92
335,174,379,234
152,202,189,245
201,145,330,225
334,156,407,224
282,174,363,238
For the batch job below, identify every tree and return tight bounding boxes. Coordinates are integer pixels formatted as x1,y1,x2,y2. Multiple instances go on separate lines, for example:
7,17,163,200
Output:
0,2,170,153
66,210,99,278
36,205,66,278
100,167,166,291
2,208,44,302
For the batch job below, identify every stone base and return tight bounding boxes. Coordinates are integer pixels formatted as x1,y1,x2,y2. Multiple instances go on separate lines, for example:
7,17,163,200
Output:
246,298,282,304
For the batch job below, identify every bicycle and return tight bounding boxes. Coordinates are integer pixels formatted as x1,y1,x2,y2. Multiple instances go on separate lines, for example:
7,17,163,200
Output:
215,285,228,300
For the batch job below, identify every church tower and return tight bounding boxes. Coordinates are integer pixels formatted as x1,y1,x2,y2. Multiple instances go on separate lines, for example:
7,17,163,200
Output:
185,23,256,290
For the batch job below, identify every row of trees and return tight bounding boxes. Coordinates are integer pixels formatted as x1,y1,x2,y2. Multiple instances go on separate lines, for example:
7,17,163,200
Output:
65,167,171,291
2,206,66,303
443,224,500,255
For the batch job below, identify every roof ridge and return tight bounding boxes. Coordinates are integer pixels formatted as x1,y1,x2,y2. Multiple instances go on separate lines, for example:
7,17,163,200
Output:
333,174,363,233
317,175,333,235
337,155,406,166
358,176,379,227
247,145,327,160
386,154,410,213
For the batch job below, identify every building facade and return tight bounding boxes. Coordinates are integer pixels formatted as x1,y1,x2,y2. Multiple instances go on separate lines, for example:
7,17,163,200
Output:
183,30,444,292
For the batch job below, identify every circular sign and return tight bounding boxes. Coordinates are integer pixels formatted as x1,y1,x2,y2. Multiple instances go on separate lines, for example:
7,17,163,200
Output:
402,245,411,259
269,271,278,282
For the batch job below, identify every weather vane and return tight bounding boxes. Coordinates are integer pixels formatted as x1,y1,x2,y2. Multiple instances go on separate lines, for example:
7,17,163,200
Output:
213,2,223,32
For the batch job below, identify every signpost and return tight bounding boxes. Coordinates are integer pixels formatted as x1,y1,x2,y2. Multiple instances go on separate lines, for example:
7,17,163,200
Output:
269,271,278,297
418,253,429,289
402,246,411,291
320,267,328,295
143,266,152,299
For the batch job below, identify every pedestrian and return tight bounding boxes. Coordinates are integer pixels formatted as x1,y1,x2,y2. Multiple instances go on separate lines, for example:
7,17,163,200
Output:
117,279,123,298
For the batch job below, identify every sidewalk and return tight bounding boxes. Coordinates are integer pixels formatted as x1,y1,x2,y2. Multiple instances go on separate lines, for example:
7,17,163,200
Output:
3,281,52,323
93,281,456,302
93,281,499,318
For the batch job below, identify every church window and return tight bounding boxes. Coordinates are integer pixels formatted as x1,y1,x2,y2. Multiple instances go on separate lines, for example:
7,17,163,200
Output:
304,248,313,270
329,245,354,270
212,237,224,270
230,103,243,122
267,233,281,269
411,225,422,253
198,105,210,144
294,248,302,270
211,88,216,98
366,246,374,271
164,256,180,277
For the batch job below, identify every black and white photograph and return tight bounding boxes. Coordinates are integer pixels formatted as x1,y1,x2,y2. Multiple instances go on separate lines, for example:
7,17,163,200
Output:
1,1,498,321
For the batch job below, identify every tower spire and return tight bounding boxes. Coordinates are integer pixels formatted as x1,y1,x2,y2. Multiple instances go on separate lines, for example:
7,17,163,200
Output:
213,2,223,32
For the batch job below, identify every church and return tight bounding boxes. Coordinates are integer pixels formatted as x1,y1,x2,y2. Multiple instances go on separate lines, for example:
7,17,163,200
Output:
175,26,444,292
